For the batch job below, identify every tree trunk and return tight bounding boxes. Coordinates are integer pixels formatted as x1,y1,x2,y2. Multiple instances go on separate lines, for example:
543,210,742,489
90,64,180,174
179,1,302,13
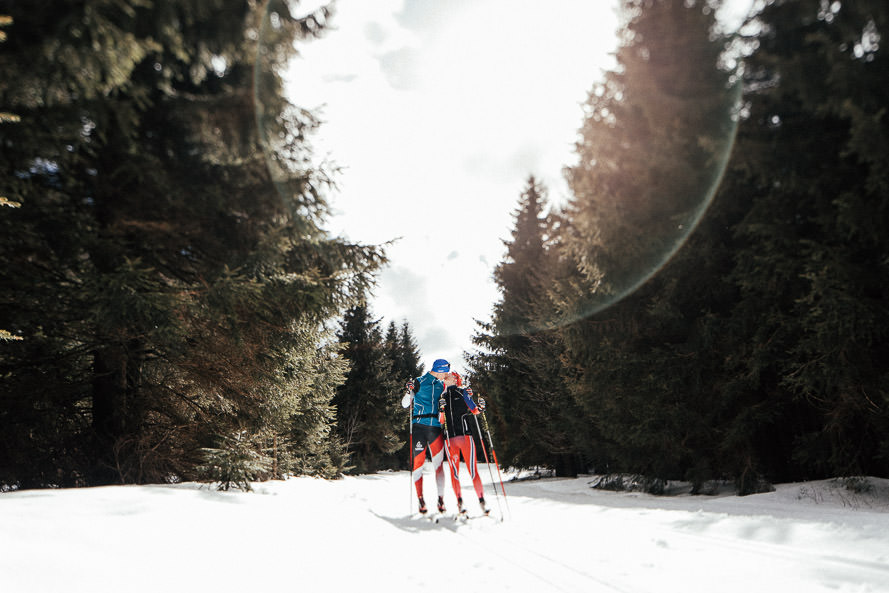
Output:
554,453,579,478
91,341,142,484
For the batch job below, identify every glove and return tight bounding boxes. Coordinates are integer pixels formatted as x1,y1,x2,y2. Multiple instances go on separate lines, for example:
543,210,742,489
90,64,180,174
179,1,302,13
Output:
405,380,414,392
465,387,473,398
439,398,446,412
478,397,486,411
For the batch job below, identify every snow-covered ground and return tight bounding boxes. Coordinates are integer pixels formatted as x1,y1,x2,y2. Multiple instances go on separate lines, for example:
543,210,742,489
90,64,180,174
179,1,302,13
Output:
2,466,888,592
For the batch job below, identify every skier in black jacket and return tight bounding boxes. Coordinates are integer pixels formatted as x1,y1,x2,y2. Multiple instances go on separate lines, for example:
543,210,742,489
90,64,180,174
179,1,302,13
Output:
439,372,488,515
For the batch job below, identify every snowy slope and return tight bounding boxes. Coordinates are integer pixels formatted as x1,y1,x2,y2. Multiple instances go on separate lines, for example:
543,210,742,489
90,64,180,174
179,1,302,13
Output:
1,467,887,592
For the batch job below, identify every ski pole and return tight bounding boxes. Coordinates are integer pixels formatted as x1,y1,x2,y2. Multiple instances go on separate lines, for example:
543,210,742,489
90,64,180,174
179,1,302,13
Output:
479,406,510,518
465,379,506,519
473,413,504,521
439,395,456,498
403,381,415,514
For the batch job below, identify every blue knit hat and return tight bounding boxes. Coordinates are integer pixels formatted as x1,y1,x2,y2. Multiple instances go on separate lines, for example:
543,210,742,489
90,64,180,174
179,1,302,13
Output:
431,358,450,373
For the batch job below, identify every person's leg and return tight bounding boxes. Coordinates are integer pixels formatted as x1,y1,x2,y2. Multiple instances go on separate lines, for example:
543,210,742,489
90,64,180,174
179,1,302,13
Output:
411,429,428,502
464,436,485,500
428,432,447,509
445,437,463,499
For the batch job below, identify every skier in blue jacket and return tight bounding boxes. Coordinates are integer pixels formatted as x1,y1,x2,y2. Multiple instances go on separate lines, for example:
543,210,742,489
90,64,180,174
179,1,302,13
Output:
402,358,454,514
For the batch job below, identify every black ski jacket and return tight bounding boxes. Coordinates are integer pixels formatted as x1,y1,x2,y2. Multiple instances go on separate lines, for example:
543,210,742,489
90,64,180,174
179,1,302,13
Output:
439,386,480,439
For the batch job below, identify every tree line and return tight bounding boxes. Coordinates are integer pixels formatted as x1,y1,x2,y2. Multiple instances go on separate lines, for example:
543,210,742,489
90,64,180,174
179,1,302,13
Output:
0,0,426,489
3,0,887,493
469,0,889,494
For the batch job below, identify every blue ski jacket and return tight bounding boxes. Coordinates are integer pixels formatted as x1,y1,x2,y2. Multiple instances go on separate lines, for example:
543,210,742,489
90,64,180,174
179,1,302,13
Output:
410,372,445,427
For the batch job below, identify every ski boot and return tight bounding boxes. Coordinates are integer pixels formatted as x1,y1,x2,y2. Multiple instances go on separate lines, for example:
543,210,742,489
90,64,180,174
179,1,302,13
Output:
479,497,490,515
437,496,446,514
456,497,466,515
418,496,427,514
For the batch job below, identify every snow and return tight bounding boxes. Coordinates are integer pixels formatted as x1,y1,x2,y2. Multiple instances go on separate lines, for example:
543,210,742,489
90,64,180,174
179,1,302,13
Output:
2,468,888,592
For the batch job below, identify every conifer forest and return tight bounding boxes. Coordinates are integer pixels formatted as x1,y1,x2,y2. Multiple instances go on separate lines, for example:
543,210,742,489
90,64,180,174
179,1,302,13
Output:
2,0,888,493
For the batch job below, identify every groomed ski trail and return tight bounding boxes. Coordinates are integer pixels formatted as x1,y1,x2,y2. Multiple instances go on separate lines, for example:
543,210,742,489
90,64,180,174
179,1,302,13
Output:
4,466,887,593
367,467,889,593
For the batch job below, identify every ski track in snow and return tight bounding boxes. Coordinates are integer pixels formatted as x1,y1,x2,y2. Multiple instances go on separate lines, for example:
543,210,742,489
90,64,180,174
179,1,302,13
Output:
362,469,889,593
499,479,889,593
2,466,888,593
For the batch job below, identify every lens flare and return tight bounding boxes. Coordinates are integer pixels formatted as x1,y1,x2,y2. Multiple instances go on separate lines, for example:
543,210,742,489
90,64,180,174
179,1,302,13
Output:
539,2,749,332
254,1,754,337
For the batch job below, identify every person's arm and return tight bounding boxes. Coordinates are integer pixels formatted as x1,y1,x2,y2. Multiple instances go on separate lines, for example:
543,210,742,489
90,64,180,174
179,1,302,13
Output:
401,379,416,408
438,392,447,426
461,387,480,415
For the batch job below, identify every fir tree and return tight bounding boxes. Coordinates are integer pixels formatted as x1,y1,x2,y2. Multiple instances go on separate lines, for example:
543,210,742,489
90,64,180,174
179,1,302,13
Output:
560,0,738,322
385,320,422,384
470,176,588,475
0,1,384,487
383,319,422,468
551,0,889,491
333,305,403,473
718,0,889,483
0,12,20,343
553,0,740,490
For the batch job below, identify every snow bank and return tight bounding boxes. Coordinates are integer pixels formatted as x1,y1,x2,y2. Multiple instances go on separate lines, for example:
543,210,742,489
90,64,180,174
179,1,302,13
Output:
1,469,887,592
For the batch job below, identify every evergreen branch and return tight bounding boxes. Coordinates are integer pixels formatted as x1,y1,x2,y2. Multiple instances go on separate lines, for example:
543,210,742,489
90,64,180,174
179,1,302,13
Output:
0,329,23,341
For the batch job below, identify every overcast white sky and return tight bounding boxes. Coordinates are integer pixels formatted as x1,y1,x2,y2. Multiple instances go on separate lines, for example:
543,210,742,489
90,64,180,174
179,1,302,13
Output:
285,0,622,375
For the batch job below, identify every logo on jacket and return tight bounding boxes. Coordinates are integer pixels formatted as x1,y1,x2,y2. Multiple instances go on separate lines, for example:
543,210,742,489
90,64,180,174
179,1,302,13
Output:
415,442,424,451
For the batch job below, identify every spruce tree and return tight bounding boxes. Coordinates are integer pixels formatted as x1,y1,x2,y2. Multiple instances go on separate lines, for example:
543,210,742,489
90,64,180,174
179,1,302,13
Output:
718,0,889,483
552,0,889,490
471,176,546,470
399,321,423,383
0,13,19,343
470,176,588,475
333,305,403,473
561,0,738,322
384,320,422,384
0,0,383,487
554,0,739,489
383,319,422,469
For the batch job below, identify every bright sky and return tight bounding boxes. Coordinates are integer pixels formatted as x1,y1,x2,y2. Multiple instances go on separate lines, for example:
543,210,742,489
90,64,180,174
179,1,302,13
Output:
286,0,621,374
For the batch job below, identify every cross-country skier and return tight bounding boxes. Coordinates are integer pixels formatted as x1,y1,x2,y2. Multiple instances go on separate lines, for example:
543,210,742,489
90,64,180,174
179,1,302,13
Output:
402,358,454,514
439,372,489,516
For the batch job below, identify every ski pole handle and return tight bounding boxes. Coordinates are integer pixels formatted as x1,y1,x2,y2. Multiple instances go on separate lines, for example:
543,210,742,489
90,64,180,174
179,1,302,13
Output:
402,379,415,408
